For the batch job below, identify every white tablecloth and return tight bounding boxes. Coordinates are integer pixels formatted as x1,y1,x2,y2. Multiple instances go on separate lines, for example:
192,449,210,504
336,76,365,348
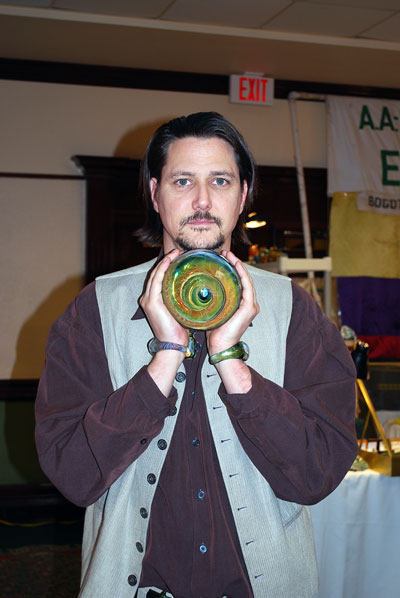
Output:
310,470,400,598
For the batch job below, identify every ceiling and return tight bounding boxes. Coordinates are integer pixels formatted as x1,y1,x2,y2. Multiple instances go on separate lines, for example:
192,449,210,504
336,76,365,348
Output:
1,0,400,88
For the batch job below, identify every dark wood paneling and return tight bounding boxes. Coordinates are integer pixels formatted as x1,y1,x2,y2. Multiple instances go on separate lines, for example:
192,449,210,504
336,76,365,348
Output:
254,165,328,245
0,483,84,522
2,58,400,100
0,57,228,95
72,156,159,283
0,379,38,401
73,155,328,277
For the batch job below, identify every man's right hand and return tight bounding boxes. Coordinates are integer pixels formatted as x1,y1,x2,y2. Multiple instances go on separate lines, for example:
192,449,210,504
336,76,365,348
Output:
140,249,189,346
139,249,189,396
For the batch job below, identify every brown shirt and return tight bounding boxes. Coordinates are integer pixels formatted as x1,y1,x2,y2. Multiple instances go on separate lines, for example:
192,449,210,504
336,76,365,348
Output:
35,280,357,598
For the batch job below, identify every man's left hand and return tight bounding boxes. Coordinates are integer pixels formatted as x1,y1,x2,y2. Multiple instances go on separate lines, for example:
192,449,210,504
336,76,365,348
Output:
206,250,259,357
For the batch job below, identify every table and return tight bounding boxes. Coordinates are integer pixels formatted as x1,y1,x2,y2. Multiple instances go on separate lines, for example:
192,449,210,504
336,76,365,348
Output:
310,470,400,598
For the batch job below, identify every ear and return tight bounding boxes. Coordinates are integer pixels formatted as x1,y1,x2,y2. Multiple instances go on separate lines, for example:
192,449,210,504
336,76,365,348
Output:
150,177,159,213
239,180,248,215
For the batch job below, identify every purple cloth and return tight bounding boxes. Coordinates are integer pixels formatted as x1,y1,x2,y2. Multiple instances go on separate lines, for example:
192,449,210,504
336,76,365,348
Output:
337,277,400,337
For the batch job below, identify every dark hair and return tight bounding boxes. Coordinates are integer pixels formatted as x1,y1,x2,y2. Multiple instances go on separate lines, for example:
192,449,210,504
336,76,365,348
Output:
135,111,256,247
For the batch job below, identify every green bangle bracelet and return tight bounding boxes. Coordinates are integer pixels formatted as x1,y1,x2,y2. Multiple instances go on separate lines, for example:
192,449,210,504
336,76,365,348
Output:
209,341,250,365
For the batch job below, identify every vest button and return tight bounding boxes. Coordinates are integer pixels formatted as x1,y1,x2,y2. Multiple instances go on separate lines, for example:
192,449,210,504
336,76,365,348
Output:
140,507,148,518
157,439,167,450
170,406,177,416
147,473,157,485
175,371,186,382
140,438,147,445
136,542,144,553
192,438,200,447
127,575,137,586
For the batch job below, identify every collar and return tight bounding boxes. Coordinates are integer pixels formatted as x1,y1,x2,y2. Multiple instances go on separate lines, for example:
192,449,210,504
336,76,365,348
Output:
132,304,146,321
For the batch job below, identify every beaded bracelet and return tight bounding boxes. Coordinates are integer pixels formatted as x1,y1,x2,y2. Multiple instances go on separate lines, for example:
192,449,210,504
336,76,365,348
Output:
209,341,250,365
147,333,196,359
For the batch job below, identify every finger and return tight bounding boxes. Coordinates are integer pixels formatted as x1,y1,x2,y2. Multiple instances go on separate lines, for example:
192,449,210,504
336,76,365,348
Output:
222,251,254,290
220,250,248,289
220,250,257,312
226,253,255,300
150,249,181,296
144,249,180,300
221,249,240,269
237,262,256,302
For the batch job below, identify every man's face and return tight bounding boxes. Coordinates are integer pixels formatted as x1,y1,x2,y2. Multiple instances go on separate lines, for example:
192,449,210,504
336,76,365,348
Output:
150,136,248,253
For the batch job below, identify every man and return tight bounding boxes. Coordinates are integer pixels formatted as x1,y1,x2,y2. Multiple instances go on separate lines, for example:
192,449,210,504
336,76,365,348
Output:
35,112,357,598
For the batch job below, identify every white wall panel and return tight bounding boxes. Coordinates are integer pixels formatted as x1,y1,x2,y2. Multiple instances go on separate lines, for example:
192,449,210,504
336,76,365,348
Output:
0,177,84,377
0,79,326,377
1,80,327,175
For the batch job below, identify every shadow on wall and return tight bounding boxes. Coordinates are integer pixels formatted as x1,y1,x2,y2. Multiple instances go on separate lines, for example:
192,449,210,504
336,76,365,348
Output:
11,276,83,379
113,117,176,159
4,276,83,484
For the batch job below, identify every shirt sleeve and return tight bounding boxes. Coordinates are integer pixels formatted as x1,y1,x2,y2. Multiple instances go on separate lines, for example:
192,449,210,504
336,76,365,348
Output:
220,281,358,505
35,282,177,507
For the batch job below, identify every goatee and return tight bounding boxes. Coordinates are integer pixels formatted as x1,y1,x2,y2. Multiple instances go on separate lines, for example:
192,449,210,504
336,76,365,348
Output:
176,211,225,252
175,232,225,252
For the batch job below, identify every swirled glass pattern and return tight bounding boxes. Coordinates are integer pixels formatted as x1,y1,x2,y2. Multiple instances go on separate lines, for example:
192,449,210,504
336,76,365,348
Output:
162,250,242,330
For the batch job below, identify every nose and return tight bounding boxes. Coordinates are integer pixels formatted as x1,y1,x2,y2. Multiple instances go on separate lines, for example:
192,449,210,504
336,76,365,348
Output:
192,182,212,211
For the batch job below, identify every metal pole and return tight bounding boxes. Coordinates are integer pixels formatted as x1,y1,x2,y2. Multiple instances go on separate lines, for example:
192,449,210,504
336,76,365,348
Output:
288,91,326,268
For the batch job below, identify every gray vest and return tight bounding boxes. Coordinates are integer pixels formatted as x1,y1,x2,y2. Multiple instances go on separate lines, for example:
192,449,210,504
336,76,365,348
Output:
79,260,318,598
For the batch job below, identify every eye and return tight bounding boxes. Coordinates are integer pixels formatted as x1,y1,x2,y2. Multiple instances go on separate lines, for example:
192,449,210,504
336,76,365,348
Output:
176,178,191,187
213,177,229,187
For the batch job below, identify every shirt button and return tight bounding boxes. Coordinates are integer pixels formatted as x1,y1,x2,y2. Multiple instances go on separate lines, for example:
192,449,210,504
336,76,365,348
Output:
192,438,200,447
199,544,207,554
157,439,167,450
127,574,137,586
197,489,206,499
139,507,148,518
175,371,186,382
147,473,157,484
136,542,144,553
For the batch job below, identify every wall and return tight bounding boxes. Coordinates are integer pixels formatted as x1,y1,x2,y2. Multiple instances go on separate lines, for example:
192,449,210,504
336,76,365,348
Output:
1,78,327,380
2,70,400,488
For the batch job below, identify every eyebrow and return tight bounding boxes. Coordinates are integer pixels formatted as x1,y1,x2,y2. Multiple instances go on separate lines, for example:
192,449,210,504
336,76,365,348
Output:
167,169,237,179
167,171,195,179
210,170,237,178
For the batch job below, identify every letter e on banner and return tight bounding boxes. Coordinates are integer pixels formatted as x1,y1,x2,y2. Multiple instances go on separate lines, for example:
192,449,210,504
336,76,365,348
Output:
230,74,274,106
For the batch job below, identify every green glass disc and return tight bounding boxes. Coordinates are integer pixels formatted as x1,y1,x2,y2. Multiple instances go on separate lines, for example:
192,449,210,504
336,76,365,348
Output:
162,250,242,330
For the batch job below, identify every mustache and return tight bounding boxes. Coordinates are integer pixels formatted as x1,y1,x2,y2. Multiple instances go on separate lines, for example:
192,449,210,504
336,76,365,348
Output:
180,211,222,228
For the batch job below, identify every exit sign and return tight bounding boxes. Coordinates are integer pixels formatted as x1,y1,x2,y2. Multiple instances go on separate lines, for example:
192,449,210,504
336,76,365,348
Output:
229,74,274,106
